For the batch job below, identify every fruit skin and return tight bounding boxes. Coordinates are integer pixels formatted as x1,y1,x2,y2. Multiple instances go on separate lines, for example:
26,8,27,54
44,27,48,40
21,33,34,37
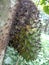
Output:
9,0,41,61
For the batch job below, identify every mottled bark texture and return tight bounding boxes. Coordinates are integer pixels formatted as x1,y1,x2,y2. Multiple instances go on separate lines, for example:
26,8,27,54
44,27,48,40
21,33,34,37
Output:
0,0,10,64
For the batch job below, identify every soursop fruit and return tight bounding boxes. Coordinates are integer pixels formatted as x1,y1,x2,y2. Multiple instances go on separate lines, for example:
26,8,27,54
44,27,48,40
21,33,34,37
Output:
9,0,41,61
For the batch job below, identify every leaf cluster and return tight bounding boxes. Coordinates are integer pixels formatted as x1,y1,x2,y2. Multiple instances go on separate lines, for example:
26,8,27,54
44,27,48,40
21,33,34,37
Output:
40,0,49,14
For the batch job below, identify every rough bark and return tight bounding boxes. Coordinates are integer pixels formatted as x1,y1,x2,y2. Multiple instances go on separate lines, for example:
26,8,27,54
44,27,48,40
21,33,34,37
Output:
0,0,11,64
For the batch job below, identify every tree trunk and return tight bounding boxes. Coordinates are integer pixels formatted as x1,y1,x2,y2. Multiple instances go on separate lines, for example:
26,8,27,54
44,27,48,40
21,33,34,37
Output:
0,0,11,64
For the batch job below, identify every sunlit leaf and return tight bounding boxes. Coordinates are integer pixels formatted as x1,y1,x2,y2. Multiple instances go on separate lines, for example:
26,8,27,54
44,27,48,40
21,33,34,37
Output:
43,5,49,14
40,0,46,5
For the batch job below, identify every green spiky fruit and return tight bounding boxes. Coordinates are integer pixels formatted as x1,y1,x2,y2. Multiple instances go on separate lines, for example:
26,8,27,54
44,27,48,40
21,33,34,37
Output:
9,0,41,61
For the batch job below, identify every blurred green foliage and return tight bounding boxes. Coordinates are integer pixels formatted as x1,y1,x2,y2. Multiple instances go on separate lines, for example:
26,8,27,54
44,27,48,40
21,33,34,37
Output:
40,0,49,14
43,5,49,14
40,0,46,5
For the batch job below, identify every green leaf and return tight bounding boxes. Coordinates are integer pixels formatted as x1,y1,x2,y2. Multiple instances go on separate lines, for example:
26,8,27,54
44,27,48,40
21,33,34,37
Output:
43,5,49,14
40,0,46,5
4,57,12,64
